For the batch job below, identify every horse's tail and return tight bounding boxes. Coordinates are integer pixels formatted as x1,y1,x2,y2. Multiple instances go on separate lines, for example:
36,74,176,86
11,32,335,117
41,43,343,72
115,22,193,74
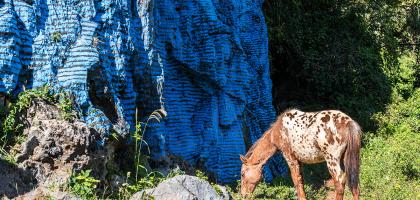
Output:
344,120,362,196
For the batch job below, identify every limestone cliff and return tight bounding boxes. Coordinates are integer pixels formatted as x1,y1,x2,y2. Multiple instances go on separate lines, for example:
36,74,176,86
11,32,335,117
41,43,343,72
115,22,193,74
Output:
0,0,285,182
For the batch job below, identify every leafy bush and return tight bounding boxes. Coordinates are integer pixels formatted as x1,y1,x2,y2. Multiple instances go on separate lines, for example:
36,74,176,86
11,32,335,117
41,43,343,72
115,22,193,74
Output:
264,0,394,130
356,88,420,199
68,170,100,199
264,0,418,131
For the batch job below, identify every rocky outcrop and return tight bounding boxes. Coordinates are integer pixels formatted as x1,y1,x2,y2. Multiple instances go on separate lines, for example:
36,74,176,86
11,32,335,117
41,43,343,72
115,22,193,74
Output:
130,175,230,200
0,100,106,199
18,100,107,184
0,0,286,182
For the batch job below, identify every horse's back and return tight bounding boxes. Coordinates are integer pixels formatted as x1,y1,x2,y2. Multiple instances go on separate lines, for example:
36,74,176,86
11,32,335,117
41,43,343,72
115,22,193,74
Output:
280,109,352,164
281,109,324,163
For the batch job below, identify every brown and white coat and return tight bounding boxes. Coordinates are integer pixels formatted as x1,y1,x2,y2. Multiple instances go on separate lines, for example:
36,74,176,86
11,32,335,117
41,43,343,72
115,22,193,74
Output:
240,109,361,200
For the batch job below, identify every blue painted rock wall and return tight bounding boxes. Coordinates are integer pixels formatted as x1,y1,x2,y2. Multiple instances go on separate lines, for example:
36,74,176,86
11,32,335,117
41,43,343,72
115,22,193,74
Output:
0,0,286,182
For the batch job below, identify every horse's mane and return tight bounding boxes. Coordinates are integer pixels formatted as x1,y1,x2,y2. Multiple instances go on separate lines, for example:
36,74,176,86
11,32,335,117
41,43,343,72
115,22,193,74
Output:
244,108,299,159
244,137,262,158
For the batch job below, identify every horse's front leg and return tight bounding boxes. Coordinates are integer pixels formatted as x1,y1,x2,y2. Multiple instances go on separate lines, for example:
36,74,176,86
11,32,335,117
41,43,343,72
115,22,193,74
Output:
284,154,307,200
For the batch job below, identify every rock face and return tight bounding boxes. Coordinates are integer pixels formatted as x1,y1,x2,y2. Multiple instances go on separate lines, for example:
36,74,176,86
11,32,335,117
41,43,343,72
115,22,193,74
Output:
16,100,107,185
0,159,36,198
130,175,227,200
0,100,106,199
0,0,286,181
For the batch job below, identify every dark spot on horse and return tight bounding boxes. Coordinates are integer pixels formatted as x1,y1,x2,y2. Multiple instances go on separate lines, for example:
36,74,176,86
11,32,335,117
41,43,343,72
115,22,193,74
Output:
313,140,320,150
326,128,335,145
335,117,349,138
331,162,337,167
321,115,330,122
335,136,341,143
308,117,317,127
333,114,340,122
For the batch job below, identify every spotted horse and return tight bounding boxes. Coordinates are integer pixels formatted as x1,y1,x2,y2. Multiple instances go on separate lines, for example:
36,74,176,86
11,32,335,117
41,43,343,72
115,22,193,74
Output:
240,109,361,200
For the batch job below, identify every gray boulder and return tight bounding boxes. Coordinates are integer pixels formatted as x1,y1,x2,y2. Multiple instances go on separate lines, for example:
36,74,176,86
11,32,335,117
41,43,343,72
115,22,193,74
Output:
130,175,229,200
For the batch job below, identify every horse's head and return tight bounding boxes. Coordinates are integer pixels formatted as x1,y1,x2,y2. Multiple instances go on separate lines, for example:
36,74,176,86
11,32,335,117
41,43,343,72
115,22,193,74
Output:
240,155,263,197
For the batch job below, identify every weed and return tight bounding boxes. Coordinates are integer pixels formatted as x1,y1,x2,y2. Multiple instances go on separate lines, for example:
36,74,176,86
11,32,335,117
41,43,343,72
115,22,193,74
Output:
56,91,75,121
0,147,17,166
111,108,167,199
68,170,100,199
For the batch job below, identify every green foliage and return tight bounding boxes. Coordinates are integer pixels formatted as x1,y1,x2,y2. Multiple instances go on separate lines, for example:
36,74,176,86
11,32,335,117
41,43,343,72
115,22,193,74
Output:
354,88,420,199
57,91,75,121
0,147,17,166
109,109,168,199
264,0,418,130
1,86,75,147
117,171,164,198
2,86,53,142
0,86,76,173
68,170,100,199
195,169,208,181
229,176,326,200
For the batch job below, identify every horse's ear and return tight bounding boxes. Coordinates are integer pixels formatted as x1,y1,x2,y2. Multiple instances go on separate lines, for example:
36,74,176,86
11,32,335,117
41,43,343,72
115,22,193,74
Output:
240,155,247,164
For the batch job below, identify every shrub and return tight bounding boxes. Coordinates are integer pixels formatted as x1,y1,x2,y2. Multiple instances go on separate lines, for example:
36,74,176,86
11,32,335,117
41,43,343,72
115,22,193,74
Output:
68,170,100,199
354,88,420,199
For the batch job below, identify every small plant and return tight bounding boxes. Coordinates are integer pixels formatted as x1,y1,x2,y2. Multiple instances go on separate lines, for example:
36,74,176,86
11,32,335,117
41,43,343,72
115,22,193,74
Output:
1,86,53,145
1,86,75,146
113,108,167,199
51,32,62,43
133,108,167,182
0,147,17,166
68,170,100,199
57,91,75,121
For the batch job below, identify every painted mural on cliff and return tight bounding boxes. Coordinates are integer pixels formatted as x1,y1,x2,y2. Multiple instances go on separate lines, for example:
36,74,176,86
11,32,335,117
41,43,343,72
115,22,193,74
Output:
0,0,286,182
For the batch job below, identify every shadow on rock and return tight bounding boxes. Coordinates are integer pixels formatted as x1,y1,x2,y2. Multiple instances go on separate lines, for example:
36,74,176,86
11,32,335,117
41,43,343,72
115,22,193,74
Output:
0,159,37,198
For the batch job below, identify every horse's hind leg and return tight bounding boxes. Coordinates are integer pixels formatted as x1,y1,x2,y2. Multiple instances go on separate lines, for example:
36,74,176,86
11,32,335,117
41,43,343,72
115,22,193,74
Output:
325,156,346,200
284,155,307,200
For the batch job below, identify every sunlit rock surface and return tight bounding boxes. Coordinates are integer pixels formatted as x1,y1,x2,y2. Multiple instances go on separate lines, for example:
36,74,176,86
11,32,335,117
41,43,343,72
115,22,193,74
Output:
0,0,286,182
